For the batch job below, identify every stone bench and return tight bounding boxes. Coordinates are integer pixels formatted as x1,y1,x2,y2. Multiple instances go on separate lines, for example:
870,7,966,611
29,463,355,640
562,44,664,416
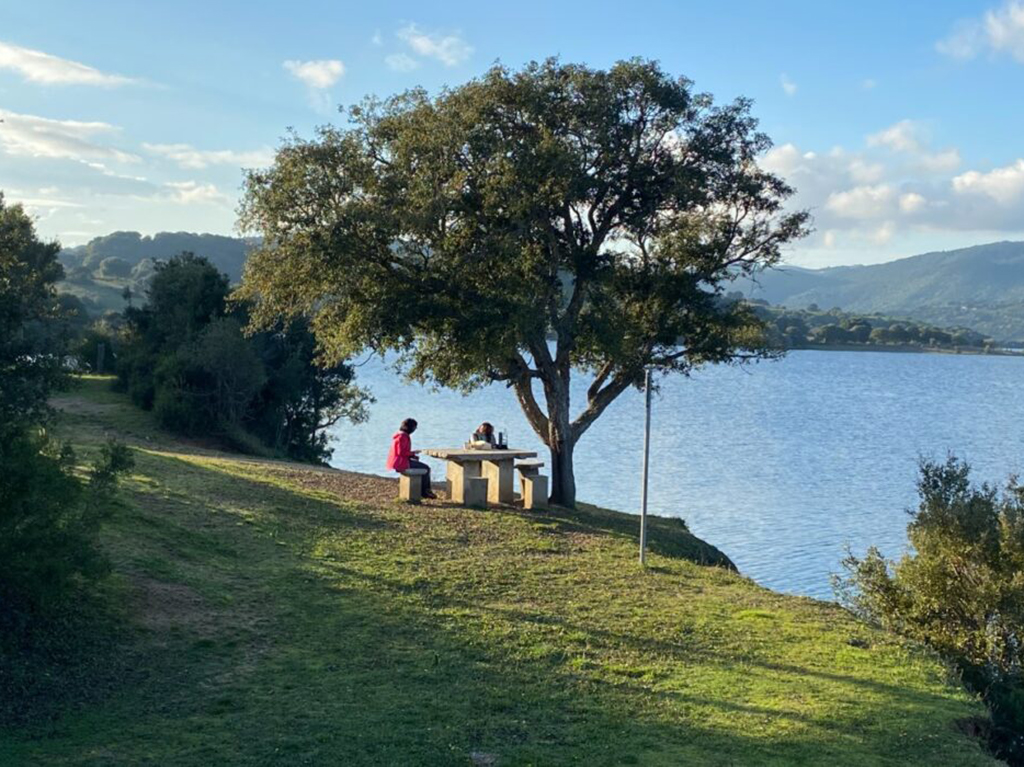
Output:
398,468,429,503
515,461,547,510
515,460,545,476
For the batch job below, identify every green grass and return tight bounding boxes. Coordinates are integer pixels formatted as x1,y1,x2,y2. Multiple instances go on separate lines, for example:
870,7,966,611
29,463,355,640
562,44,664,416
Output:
0,377,998,765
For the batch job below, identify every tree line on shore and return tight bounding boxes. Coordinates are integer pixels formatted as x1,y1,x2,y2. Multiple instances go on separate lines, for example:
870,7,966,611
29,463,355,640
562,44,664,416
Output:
734,296,993,351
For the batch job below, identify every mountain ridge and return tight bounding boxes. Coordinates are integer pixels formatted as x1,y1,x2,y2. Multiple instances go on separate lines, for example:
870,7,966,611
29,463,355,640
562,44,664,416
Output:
741,240,1024,341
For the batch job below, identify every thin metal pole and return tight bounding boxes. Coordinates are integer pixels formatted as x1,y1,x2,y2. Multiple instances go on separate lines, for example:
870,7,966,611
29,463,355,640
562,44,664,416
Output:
639,368,652,565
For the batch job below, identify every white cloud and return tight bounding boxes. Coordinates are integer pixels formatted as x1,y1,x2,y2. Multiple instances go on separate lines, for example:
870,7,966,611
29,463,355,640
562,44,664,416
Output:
386,53,420,72
861,78,877,90
0,108,139,163
867,119,922,153
866,119,960,173
899,192,927,213
936,20,983,59
916,148,961,173
143,142,274,170
17,196,83,210
870,221,896,244
764,127,1024,246
162,181,230,205
762,143,828,177
826,184,896,219
986,1,1024,60
760,143,804,175
397,24,472,66
283,59,345,89
371,30,383,46
848,158,886,184
0,40,135,86
780,74,797,96
953,159,1024,203
937,2,1024,62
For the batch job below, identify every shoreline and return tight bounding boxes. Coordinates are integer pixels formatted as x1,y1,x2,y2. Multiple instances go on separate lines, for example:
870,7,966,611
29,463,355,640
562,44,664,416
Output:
787,342,1020,356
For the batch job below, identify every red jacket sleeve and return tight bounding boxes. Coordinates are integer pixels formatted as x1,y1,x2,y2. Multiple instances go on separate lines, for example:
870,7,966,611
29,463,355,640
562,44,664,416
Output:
386,432,412,472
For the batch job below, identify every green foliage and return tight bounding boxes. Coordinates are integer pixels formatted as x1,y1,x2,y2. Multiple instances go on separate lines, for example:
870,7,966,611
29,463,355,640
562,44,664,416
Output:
238,57,809,505
246,317,371,462
73,321,119,373
836,456,1024,763
0,190,133,647
116,252,230,408
150,318,267,437
0,193,68,427
117,253,368,462
0,433,133,612
744,298,991,351
97,256,132,279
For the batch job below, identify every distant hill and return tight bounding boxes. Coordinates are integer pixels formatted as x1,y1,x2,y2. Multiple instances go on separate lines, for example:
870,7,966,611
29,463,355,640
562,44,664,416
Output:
741,241,1024,343
61,231,252,282
57,231,254,315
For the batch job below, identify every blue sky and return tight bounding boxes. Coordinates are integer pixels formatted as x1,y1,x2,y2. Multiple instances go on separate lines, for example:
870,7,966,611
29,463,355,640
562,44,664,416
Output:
1,0,1022,266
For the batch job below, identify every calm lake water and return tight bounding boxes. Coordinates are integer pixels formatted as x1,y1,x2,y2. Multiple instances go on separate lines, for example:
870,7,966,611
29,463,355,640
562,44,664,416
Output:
328,350,1024,599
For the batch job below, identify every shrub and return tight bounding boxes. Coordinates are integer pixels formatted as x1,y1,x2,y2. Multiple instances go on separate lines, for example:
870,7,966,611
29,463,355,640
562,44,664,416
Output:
836,456,1024,763
116,253,369,462
0,432,133,612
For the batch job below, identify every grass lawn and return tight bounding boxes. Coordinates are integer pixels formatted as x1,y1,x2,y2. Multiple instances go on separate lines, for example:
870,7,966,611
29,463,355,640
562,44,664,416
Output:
0,377,998,766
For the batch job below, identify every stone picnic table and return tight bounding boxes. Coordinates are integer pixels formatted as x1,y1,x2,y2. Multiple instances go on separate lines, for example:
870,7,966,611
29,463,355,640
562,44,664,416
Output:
422,448,538,505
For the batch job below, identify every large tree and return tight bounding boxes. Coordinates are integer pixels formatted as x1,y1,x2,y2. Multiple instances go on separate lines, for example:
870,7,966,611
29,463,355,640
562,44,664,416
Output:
0,193,67,429
237,59,809,506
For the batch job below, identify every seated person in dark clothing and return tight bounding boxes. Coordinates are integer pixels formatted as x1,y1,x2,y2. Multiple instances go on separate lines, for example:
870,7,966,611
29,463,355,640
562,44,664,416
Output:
385,417,435,499
469,421,496,448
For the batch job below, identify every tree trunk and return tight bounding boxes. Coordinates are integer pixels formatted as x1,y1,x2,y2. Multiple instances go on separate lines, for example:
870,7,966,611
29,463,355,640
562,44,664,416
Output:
544,378,577,508
549,438,576,507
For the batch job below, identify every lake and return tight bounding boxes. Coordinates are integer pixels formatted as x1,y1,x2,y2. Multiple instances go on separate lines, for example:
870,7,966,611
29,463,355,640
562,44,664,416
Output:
328,350,1024,599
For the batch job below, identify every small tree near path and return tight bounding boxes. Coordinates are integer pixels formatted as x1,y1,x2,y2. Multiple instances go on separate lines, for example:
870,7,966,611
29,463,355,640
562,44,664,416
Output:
237,58,809,507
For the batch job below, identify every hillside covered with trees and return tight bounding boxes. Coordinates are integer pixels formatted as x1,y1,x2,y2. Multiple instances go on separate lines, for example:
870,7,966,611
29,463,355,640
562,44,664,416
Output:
57,231,254,315
740,241,1024,343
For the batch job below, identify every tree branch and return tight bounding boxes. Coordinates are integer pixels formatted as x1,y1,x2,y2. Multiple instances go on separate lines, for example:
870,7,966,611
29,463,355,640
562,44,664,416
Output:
510,352,551,441
572,372,636,442
586,360,615,403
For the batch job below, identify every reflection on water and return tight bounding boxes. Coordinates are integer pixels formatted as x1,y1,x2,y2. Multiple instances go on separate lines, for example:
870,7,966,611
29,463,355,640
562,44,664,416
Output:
329,350,1024,599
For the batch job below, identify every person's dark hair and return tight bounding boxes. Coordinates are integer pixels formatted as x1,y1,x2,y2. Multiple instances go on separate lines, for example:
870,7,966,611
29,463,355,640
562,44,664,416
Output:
400,418,418,433
476,422,493,436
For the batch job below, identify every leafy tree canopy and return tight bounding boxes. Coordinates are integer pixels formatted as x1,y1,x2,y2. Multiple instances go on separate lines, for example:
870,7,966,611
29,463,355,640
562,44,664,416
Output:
117,253,368,462
0,193,66,430
238,58,809,504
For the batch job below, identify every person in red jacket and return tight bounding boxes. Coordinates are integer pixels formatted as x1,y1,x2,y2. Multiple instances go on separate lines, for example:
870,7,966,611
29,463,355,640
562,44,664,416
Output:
386,418,435,498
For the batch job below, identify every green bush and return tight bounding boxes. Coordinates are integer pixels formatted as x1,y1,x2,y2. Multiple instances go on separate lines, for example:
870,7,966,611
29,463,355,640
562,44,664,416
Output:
0,432,134,613
836,456,1024,763
116,253,369,462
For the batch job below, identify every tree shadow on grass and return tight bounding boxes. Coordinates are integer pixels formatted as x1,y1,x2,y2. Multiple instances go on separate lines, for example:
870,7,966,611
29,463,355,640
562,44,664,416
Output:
320,560,966,704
